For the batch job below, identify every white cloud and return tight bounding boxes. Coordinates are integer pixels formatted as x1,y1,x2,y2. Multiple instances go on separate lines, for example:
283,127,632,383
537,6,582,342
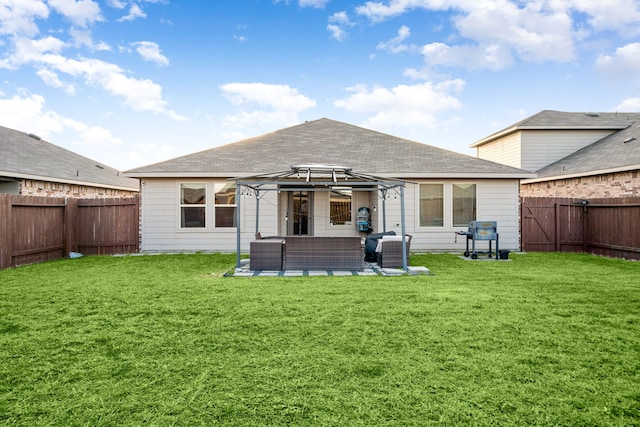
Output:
47,0,103,28
333,80,464,129
118,4,146,22
0,92,119,146
595,43,640,79
571,0,640,36
358,0,578,68
4,37,183,119
616,97,640,111
454,2,575,63
221,82,316,112
421,42,513,70
327,11,354,41
68,27,111,50
220,82,316,128
0,0,49,36
299,0,330,7
36,68,76,94
327,24,347,41
356,0,443,22
377,25,413,54
133,41,169,66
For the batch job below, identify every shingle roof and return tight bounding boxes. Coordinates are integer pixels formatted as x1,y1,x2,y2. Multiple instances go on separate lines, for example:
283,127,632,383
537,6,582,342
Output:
125,118,532,178
0,125,139,191
533,120,640,179
471,110,640,148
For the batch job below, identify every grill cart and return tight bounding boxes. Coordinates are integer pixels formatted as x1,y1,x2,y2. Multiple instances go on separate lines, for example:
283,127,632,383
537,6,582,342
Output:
456,221,499,259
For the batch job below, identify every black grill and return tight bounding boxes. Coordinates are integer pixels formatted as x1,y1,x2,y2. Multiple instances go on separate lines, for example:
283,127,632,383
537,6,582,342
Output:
456,221,499,259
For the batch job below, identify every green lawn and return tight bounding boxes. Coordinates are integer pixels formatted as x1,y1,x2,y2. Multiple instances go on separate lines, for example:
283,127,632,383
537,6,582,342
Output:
0,252,638,426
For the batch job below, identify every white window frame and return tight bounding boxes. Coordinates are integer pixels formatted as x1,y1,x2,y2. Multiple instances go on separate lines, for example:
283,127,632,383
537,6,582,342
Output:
178,182,207,230
213,182,238,229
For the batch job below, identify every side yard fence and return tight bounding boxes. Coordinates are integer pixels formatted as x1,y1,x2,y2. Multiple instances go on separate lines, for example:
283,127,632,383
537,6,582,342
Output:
521,196,640,260
0,194,139,269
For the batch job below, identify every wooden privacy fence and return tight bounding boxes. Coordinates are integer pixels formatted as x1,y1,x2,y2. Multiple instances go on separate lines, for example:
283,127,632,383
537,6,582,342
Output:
0,195,139,269
521,197,640,260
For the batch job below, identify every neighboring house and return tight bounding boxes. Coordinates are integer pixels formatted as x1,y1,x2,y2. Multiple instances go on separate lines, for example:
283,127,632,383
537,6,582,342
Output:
0,125,139,198
124,118,534,253
471,110,640,199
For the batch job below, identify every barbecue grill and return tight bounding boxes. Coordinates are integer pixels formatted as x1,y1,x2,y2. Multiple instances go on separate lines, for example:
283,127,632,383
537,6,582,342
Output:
456,221,499,259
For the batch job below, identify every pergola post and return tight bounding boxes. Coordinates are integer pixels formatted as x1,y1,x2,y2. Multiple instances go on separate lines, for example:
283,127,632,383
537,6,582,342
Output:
255,189,260,234
400,185,408,271
381,188,387,233
236,183,242,269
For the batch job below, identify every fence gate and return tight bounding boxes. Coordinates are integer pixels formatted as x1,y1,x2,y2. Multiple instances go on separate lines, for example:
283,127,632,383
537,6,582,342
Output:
521,197,640,260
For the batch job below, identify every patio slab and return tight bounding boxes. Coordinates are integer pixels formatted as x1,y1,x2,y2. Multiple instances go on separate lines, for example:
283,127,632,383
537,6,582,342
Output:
226,261,432,277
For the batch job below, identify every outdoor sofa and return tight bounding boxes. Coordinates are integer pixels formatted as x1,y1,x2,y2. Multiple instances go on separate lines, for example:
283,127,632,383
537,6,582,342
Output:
250,234,364,271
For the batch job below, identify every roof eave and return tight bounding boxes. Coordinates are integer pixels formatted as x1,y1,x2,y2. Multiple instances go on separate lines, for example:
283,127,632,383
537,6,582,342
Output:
470,125,629,148
0,170,139,192
521,164,640,184
126,171,536,180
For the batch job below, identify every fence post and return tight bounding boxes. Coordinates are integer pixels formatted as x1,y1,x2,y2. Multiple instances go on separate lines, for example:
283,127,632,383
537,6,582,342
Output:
0,195,11,269
555,202,560,252
65,198,78,256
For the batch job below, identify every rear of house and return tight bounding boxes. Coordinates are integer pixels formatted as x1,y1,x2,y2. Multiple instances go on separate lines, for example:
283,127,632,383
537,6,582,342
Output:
125,119,533,254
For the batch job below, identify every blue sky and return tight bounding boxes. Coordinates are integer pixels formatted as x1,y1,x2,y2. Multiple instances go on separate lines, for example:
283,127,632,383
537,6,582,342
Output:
1,0,640,170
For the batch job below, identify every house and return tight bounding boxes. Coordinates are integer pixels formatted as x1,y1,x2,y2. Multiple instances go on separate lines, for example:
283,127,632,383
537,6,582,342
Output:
471,110,640,199
0,125,139,198
124,118,534,254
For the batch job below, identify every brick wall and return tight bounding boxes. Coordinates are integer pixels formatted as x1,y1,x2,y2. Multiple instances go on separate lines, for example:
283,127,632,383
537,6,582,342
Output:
521,170,640,198
19,179,138,198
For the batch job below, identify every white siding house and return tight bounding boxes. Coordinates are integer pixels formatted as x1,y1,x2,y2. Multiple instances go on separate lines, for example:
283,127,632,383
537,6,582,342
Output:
127,119,534,254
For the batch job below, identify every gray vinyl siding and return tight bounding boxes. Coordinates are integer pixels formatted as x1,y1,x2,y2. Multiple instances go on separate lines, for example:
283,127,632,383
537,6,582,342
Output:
140,177,522,253
520,130,615,172
476,132,522,169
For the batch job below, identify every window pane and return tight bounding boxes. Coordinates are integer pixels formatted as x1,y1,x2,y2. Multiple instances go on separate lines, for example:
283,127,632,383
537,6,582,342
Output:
215,183,236,205
181,183,205,205
181,207,205,228
330,189,351,225
215,207,237,228
419,184,444,227
453,183,476,226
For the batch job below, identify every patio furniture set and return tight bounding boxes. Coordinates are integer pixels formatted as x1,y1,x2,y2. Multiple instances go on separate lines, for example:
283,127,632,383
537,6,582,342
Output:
250,233,412,271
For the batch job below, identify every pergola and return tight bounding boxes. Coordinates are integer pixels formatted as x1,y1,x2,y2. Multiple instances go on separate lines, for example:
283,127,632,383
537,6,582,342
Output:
232,164,409,271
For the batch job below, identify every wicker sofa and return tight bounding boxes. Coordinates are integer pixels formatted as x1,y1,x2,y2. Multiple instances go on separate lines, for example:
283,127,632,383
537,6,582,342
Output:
284,236,364,271
375,234,412,268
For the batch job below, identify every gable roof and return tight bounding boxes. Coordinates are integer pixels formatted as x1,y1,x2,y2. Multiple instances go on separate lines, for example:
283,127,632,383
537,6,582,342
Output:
471,110,640,148
125,118,533,179
525,119,640,183
0,125,139,191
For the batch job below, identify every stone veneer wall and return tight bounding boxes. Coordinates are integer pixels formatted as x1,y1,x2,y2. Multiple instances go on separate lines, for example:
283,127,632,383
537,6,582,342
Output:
19,179,138,198
521,170,640,198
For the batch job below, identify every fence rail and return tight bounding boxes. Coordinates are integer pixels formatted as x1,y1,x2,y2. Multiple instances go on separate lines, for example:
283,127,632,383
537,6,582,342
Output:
521,197,640,260
1,194,139,269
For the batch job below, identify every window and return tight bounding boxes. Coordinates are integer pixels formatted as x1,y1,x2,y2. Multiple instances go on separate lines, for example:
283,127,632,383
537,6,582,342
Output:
453,183,476,226
419,184,444,227
215,183,237,227
329,188,352,225
180,183,206,228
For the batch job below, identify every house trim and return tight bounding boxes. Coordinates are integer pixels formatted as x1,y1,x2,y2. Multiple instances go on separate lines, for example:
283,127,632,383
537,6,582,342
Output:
1,170,139,192
522,164,640,184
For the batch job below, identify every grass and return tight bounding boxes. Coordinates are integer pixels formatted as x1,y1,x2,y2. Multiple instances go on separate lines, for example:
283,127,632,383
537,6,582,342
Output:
0,252,638,426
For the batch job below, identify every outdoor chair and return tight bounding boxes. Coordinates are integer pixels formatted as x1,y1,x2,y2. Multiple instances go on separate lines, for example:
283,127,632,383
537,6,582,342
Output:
375,234,412,268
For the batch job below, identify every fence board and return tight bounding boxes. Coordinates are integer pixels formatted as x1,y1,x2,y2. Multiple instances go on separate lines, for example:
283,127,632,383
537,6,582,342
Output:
0,194,139,269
